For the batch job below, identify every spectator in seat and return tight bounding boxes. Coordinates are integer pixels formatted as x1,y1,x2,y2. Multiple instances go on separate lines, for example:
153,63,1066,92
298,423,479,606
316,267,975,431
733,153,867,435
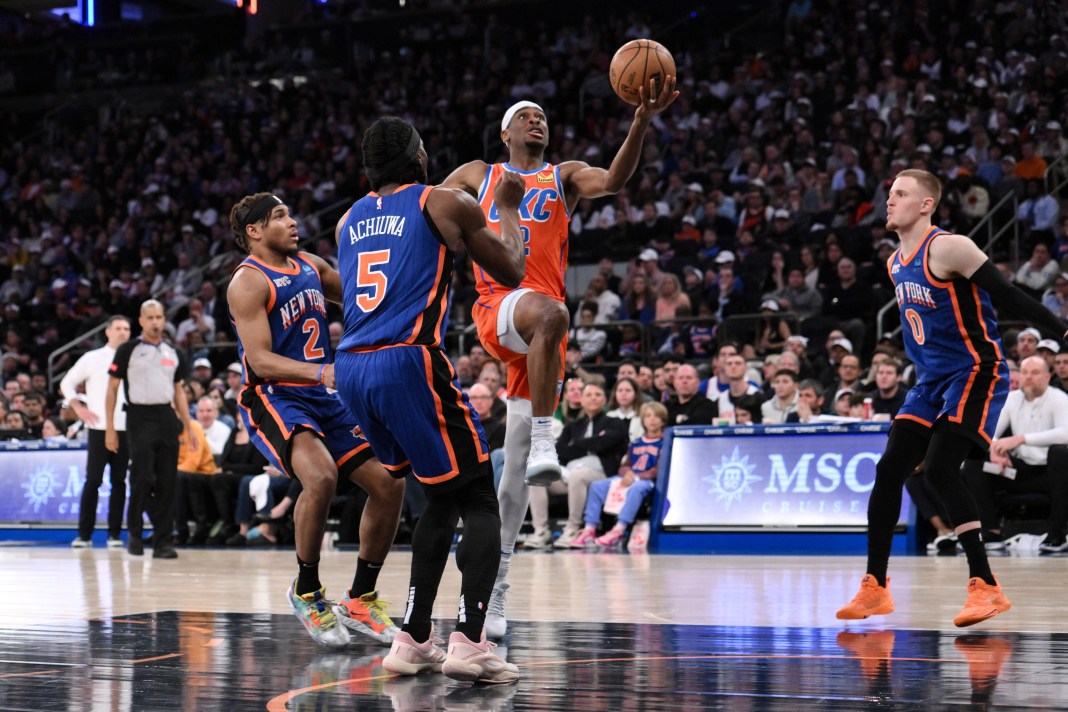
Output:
713,355,761,423
175,417,216,545
871,358,908,418
667,364,717,426
569,401,669,548
570,301,607,361
765,266,823,321
529,382,629,549
467,383,506,490
961,356,1068,553
761,369,800,424
1014,241,1060,298
606,376,646,442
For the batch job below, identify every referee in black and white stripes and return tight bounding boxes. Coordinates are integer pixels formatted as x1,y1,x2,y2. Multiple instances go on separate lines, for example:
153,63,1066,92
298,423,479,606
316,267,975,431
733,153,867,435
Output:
106,299,197,559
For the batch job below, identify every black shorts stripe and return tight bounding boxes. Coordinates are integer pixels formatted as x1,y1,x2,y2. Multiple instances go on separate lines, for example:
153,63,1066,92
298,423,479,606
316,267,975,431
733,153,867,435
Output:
426,348,489,476
240,386,295,476
955,365,1000,432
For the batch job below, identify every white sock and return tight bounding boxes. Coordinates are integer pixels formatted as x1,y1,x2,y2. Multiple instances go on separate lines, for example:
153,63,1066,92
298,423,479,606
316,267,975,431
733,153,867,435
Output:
495,551,512,587
497,398,533,556
531,417,553,443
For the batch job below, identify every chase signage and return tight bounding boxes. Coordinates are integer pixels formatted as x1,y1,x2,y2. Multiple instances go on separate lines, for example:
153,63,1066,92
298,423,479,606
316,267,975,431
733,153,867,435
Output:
660,423,908,530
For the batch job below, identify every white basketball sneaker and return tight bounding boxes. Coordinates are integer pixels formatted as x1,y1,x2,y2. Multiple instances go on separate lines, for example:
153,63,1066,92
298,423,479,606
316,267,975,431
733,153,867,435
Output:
525,437,561,486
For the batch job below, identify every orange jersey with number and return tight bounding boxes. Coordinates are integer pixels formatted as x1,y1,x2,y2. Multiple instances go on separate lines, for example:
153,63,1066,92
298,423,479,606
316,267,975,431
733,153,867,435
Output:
475,162,571,302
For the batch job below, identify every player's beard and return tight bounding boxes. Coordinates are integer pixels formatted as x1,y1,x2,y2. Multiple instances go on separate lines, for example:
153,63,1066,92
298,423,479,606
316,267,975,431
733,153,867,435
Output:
885,218,898,232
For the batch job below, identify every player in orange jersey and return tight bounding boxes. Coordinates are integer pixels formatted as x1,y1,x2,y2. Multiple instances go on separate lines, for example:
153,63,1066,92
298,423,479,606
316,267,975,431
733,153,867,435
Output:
441,76,678,638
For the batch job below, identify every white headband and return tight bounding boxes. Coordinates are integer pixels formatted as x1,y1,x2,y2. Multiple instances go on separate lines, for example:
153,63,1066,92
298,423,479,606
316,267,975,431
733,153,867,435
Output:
501,101,545,132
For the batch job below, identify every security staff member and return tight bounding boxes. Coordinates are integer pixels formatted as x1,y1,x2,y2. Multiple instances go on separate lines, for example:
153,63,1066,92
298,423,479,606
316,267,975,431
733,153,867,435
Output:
61,314,132,549
106,299,197,559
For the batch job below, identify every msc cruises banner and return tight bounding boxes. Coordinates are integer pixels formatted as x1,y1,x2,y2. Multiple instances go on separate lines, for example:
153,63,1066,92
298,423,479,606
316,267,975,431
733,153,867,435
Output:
0,441,110,523
660,423,909,530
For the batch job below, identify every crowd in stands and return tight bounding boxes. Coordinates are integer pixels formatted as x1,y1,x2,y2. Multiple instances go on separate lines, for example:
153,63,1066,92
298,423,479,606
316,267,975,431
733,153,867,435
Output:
0,0,1067,548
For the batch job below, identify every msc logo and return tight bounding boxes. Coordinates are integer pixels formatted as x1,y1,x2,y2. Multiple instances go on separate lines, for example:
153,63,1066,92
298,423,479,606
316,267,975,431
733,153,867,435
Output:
274,276,292,288
22,464,59,513
703,447,761,510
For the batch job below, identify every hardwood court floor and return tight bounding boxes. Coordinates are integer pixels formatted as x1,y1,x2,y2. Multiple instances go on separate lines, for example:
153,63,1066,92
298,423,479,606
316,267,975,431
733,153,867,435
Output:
2,545,1067,710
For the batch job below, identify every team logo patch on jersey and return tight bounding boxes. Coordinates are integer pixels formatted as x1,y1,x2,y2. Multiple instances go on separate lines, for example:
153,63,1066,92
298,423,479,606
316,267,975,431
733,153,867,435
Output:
376,196,382,210
536,171,554,183
274,276,292,287
891,262,901,274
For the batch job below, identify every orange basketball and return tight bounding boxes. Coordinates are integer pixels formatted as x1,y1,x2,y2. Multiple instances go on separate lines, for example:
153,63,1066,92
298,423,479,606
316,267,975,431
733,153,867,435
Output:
609,39,676,106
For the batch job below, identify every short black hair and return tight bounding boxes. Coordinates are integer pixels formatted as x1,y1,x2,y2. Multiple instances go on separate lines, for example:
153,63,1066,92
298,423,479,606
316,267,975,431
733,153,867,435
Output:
362,117,424,191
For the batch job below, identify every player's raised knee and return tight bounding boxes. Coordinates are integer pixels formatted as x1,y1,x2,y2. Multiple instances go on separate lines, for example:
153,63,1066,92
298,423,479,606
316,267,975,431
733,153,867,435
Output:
538,299,570,338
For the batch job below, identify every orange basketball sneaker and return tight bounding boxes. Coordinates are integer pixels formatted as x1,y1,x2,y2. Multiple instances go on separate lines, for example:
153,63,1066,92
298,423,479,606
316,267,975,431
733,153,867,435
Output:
953,576,1012,627
836,574,895,620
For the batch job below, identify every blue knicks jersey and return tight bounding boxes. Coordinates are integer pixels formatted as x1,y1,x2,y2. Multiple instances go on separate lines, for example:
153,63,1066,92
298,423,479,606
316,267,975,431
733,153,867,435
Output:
628,436,663,474
231,252,330,384
890,226,1005,385
337,184,453,350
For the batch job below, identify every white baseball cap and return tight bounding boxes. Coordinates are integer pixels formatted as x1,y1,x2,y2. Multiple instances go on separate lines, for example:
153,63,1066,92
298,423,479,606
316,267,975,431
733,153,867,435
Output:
193,358,212,370
830,337,853,353
1038,339,1061,353
1019,327,1041,341
501,101,544,132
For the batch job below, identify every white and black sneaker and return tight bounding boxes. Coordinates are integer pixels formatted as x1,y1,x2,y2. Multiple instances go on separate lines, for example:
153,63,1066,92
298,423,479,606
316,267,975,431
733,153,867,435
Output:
71,537,90,549
1039,534,1068,553
934,532,959,553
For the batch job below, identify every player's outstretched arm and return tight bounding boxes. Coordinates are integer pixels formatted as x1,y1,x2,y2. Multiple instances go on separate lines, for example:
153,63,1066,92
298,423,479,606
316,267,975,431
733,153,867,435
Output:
228,268,332,385
439,160,489,198
563,75,679,201
428,172,527,288
931,232,1068,339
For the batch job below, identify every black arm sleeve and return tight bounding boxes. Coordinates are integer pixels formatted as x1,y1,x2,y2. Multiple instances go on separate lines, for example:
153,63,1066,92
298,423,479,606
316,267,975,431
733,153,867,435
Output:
970,260,1068,340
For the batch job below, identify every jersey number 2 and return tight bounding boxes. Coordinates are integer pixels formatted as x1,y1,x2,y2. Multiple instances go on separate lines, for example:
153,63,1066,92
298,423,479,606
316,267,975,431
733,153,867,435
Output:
302,320,325,360
904,308,926,345
357,250,390,313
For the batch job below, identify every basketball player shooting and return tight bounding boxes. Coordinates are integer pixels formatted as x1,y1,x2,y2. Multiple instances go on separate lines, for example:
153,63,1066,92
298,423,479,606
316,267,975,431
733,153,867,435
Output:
836,169,1068,627
441,74,678,639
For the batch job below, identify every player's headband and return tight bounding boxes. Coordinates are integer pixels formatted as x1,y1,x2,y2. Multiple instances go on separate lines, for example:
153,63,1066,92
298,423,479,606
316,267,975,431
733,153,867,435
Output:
365,125,421,184
501,101,544,132
242,194,284,229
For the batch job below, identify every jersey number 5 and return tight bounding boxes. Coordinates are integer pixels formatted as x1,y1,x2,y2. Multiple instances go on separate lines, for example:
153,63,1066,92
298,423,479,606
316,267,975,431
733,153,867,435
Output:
904,308,926,345
357,250,390,313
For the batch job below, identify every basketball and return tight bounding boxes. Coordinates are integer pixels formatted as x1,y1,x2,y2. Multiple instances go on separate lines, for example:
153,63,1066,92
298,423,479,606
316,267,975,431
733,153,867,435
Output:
609,39,676,106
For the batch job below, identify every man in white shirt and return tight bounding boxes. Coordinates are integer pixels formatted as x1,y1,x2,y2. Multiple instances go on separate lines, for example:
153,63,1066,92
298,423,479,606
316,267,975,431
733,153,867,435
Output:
761,370,799,424
195,395,232,457
176,298,216,347
60,315,131,548
963,355,1068,552
716,354,762,422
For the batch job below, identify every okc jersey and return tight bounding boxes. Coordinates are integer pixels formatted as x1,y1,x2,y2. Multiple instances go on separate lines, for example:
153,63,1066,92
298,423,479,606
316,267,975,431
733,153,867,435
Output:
475,162,570,302
890,226,1005,384
337,184,452,350
231,252,330,384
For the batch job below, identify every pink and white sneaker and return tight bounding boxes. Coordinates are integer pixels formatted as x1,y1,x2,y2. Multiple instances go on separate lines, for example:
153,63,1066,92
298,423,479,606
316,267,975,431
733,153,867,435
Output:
382,627,446,676
441,630,519,684
569,526,598,548
595,525,626,547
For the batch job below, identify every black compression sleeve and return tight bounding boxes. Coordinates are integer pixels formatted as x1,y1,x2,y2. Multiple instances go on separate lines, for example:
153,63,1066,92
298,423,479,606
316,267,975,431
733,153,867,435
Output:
970,260,1068,340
